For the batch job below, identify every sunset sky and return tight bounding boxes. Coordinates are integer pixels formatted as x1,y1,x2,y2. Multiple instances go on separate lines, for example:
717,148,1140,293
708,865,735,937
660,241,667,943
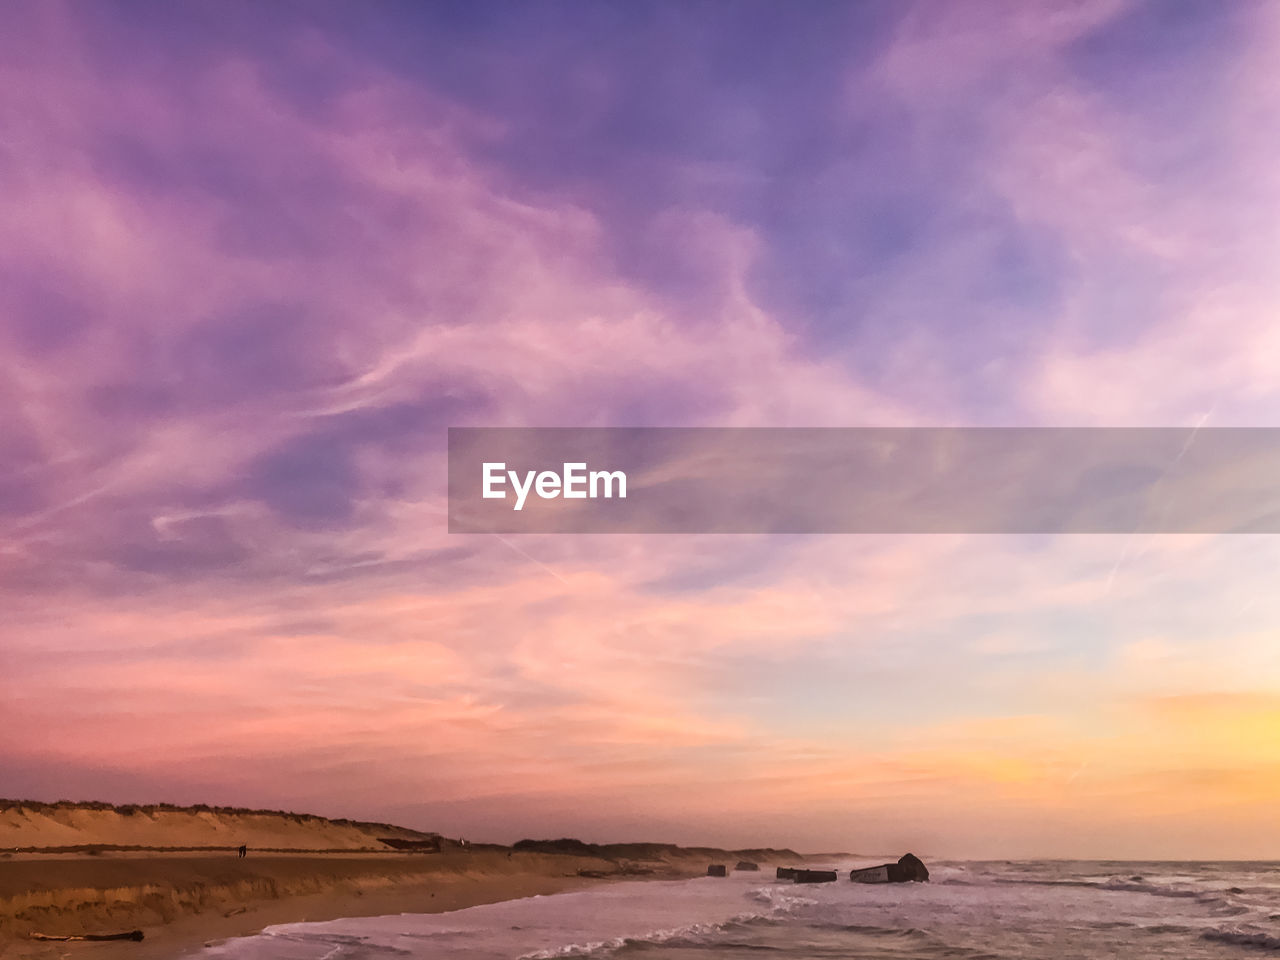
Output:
3,0,1280,859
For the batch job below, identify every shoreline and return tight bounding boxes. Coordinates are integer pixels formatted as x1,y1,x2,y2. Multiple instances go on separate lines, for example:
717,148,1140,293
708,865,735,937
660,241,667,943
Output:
0,849,719,960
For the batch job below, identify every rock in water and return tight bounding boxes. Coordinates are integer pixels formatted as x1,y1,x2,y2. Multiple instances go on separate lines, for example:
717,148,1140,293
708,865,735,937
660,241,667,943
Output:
850,853,929,883
735,860,759,871
887,852,929,882
707,864,728,877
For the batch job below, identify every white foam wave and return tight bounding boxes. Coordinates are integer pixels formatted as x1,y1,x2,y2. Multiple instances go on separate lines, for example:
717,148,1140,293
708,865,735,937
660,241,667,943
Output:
517,913,774,959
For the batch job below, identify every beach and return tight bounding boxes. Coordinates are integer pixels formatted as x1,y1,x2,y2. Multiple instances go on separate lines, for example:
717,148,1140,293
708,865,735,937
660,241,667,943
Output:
185,860,1280,960
17,852,1280,960
0,804,789,960
0,848,657,960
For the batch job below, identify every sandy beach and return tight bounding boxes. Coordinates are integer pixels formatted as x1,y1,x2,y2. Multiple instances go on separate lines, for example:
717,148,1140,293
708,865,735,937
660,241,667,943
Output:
0,849,654,960
0,803,791,960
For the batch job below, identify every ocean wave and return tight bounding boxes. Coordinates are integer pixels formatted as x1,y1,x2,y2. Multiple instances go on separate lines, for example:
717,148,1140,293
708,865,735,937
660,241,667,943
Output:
992,876,1098,888
804,921,1003,960
745,886,818,912
1138,923,1196,934
517,913,778,959
995,874,1243,910
255,931,414,960
807,922,933,940
1202,925,1280,951
1098,878,1212,899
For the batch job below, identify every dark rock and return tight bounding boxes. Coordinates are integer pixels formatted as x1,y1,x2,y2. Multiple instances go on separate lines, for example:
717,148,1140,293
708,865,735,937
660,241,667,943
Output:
735,861,759,871
707,863,728,877
776,866,797,879
888,852,929,882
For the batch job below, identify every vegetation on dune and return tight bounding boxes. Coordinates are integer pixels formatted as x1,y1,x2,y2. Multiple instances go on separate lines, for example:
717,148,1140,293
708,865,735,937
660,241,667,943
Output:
0,800,431,837
512,838,802,861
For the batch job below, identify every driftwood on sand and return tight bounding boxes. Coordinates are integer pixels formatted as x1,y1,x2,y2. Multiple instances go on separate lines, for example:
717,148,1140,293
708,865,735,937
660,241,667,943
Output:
30,930,145,942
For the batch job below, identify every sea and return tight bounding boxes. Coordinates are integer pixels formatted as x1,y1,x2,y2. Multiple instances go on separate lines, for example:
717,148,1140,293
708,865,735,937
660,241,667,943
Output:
189,860,1280,960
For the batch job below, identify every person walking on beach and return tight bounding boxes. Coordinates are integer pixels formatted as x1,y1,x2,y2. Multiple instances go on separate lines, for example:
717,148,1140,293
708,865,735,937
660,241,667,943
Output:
238,844,247,858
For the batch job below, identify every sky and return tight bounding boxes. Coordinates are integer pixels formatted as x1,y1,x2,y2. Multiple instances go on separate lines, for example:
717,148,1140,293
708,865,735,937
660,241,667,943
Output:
2,0,1280,859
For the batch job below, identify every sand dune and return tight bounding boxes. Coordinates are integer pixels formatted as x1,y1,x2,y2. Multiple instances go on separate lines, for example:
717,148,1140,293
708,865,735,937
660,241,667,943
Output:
0,801,440,853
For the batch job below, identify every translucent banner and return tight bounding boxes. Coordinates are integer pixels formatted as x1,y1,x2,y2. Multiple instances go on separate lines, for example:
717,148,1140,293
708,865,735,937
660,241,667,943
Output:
447,428,1280,534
